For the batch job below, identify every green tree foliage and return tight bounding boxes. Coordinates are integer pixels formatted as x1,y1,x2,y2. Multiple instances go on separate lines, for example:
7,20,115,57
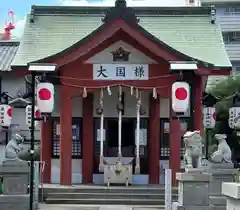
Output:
210,75,240,98
208,75,240,161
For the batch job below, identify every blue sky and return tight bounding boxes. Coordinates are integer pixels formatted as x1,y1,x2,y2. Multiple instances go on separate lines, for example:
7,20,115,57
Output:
0,0,186,37
0,0,59,24
0,0,60,37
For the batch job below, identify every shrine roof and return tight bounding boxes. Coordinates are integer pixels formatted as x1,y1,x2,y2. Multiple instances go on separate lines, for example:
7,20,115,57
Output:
201,0,240,5
0,40,19,71
12,5,231,69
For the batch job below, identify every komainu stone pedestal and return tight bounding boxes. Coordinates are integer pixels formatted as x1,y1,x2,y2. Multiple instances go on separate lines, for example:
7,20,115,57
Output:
0,160,29,194
0,194,30,210
172,171,211,210
0,160,30,210
205,164,238,210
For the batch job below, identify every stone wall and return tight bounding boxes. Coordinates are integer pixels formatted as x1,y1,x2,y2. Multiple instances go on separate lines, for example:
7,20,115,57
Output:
0,160,38,210
222,182,240,210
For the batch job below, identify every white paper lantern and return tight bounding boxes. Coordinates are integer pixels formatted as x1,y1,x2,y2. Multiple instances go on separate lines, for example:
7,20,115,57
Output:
36,82,54,113
203,107,216,129
229,107,240,129
25,105,40,128
171,81,190,113
0,104,12,127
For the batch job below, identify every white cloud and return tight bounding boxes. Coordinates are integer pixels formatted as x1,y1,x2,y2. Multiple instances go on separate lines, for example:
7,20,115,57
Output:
60,0,186,7
11,17,26,38
1,0,187,39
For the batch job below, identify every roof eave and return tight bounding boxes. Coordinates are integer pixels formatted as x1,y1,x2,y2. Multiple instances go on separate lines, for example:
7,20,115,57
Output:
201,1,240,6
30,5,212,16
0,40,20,46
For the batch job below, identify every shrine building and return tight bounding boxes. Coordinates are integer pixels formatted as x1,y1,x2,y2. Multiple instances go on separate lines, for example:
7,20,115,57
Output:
11,1,231,185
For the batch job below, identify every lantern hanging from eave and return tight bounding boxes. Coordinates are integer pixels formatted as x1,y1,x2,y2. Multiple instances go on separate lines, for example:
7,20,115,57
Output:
25,105,40,128
229,107,240,129
171,81,190,113
36,82,54,113
0,104,12,127
203,107,216,129
229,93,240,129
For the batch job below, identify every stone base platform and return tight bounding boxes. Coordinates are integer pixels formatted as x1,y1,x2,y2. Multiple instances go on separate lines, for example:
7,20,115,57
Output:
172,202,210,210
205,167,237,210
209,195,226,206
0,194,30,210
172,172,212,210
0,194,38,210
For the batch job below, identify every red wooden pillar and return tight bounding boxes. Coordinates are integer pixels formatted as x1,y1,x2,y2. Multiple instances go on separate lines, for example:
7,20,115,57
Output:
82,94,94,184
193,76,203,135
169,99,181,186
148,95,160,184
60,85,72,185
40,117,52,183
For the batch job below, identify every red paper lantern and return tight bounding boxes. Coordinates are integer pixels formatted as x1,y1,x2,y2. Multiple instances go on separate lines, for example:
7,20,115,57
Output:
7,107,12,117
0,104,12,127
172,82,190,113
175,87,188,100
37,82,54,113
39,88,51,100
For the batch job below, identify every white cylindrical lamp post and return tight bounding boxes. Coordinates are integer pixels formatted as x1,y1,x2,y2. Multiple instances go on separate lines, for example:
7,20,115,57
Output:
117,86,123,158
135,99,140,174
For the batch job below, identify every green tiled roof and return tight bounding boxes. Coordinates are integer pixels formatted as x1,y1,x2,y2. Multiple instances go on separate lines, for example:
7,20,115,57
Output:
201,0,240,5
12,15,103,66
140,16,230,68
12,6,231,69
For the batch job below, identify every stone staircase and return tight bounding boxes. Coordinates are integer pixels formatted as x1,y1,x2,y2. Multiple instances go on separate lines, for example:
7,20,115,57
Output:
41,185,178,206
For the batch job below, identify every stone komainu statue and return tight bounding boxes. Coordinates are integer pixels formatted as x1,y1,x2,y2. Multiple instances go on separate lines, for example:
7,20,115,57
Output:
4,133,40,161
5,133,24,160
183,130,204,169
210,134,232,164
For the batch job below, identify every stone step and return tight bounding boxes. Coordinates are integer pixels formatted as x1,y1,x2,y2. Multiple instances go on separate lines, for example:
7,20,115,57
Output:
209,195,226,206
210,207,226,210
45,198,167,205
43,186,178,194
39,204,166,210
42,185,178,205
46,192,178,200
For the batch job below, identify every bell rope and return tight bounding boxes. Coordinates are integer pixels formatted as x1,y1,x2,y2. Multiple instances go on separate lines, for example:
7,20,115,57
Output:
118,85,122,158
99,88,104,172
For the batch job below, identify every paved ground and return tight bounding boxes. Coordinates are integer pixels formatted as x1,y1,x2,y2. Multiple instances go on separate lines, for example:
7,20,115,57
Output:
39,204,162,210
